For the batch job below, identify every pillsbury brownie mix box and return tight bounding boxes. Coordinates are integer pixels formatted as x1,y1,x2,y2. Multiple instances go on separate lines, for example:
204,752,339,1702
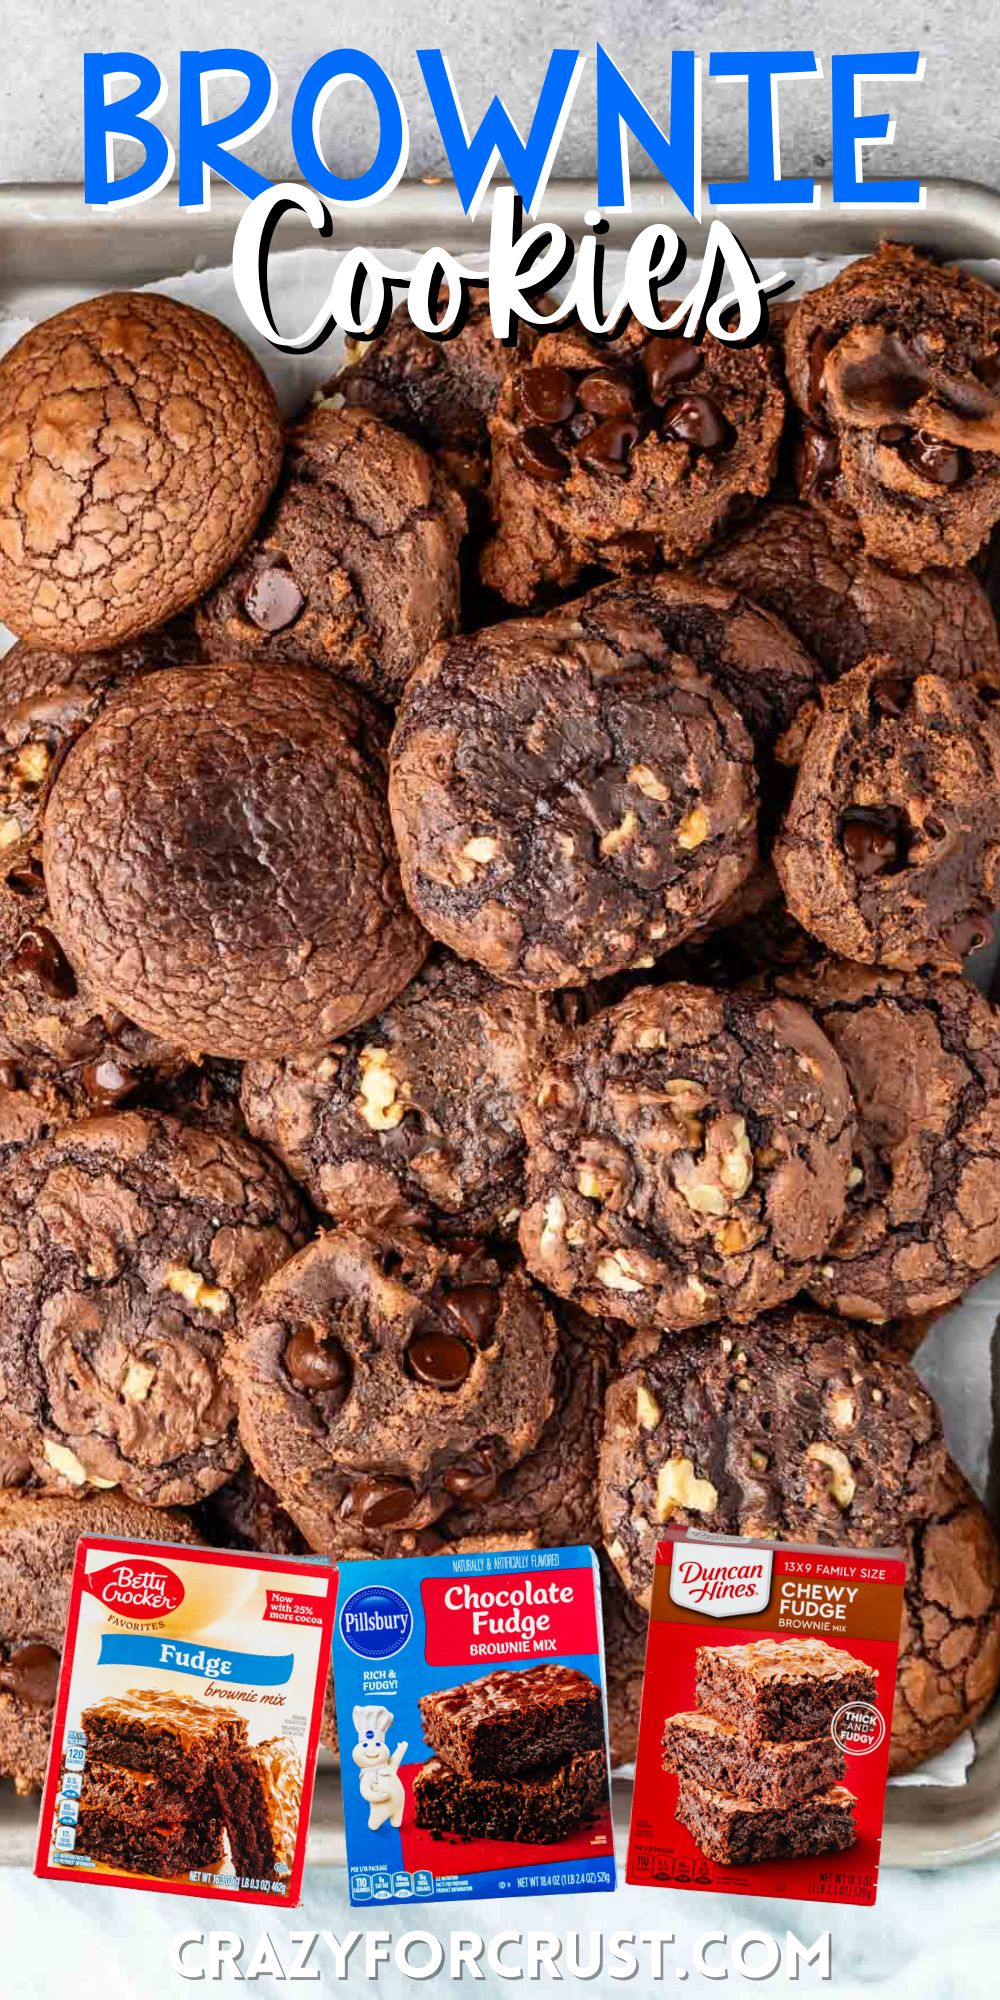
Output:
331,1544,615,1905
626,1529,905,1908
34,1536,336,1905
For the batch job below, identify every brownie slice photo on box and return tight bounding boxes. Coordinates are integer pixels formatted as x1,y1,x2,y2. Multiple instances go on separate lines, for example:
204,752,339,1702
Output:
72,1762,225,1880
211,1737,303,1883
414,1662,609,1845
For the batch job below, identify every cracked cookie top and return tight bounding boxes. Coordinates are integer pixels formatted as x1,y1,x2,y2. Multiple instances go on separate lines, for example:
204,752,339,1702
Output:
389,599,758,989
891,1454,1000,1774
599,1306,946,1609
0,292,283,650
518,981,856,1329
42,662,429,1059
0,1111,306,1506
774,657,1000,970
228,1226,559,1556
196,405,465,704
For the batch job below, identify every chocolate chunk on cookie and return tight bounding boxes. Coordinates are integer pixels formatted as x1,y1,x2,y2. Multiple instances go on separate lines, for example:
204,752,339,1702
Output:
242,952,548,1236
775,658,1000,969
0,1111,306,1505
42,663,428,1060
520,982,855,1329
389,602,758,988
0,1490,202,1793
702,501,1000,688
229,1228,558,1555
440,1302,615,1548
481,318,784,602
759,961,1000,1322
600,1306,945,1608
0,293,282,650
196,406,464,704
891,1456,1000,1774
785,245,1000,571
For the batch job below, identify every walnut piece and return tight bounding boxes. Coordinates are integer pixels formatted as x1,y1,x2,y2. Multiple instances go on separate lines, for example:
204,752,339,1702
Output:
655,1455,719,1520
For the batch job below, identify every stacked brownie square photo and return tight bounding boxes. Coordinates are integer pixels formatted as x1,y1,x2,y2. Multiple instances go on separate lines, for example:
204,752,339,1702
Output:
72,1688,302,1884
663,1638,875,1867
414,1664,610,1844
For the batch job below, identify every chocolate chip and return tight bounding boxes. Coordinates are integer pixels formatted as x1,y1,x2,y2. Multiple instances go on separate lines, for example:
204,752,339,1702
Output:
346,1476,418,1528
946,911,993,959
440,1283,499,1347
0,1058,21,1091
807,333,829,414
11,926,77,998
244,567,306,633
660,394,732,453
840,809,908,878
794,425,841,499
643,336,703,402
924,815,947,843
406,1325,473,1389
575,416,641,473
442,1446,498,1503
284,1329,351,1398
515,426,570,482
518,366,577,425
81,1056,140,1107
576,371,637,418
0,1642,60,1707
5,857,45,898
900,430,970,487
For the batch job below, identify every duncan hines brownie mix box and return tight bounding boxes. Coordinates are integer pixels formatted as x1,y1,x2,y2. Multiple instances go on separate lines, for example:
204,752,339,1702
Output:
331,1544,616,1906
34,1537,335,1905
627,1529,905,1908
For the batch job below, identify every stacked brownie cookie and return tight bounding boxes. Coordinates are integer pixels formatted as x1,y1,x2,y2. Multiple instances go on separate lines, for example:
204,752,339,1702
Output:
414,1663,608,1842
664,1636,868,1865
0,250,998,1808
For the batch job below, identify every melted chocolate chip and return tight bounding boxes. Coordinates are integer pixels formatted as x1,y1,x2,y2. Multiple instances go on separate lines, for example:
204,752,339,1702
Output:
11,926,77,998
0,1642,60,1707
643,336,703,402
575,416,640,473
794,424,841,499
900,430,970,487
519,366,577,426
442,1446,498,1503
5,857,45,898
660,393,732,453
576,370,636,418
807,333,829,414
346,1476,418,1528
515,426,570,482
284,1329,351,1398
440,1283,499,1347
946,910,993,959
81,1055,140,1107
841,809,909,878
244,567,307,633
406,1325,473,1389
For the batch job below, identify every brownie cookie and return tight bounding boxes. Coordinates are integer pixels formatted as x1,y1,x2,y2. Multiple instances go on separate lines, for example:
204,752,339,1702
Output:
321,287,539,497
758,961,1000,1323
519,983,855,1329
702,501,1000,690
229,1227,559,1554
482,317,784,602
600,1306,945,1609
0,292,282,650
242,952,549,1236
195,406,464,704
0,1111,306,1506
439,1302,615,1548
0,1490,202,1793
774,658,1000,969
389,604,758,989
43,663,428,1060
784,245,1000,571
892,1456,1000,1774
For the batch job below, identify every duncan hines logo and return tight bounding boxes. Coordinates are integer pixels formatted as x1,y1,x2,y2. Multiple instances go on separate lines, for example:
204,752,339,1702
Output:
83,1559,185,1620
669,1546,774,1619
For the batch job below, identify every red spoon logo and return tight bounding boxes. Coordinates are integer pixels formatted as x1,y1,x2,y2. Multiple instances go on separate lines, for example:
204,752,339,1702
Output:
83,1559,185,1620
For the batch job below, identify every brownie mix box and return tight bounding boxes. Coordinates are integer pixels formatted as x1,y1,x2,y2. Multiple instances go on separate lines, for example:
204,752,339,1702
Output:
34,1536,335,1905
331,1543,616,1905
626,1528,905,1907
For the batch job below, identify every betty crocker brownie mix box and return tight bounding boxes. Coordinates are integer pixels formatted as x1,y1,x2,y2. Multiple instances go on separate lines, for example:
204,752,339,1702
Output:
627,1528,905,1907
331,1544,616,1906
34,1536,335,1905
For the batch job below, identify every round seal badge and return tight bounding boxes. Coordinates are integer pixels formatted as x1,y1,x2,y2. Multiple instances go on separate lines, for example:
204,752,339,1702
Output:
339,1584,413,1660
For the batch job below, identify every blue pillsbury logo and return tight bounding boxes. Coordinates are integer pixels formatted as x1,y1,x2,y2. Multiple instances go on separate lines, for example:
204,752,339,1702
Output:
339,1585,413,1660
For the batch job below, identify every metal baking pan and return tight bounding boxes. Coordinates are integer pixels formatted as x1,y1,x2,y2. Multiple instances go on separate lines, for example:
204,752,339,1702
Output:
0,176,999,1873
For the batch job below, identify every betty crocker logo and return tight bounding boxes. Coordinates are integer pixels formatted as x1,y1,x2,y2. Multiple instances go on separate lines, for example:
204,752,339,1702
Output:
83,1559,185,1620
669,1547,774,1619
